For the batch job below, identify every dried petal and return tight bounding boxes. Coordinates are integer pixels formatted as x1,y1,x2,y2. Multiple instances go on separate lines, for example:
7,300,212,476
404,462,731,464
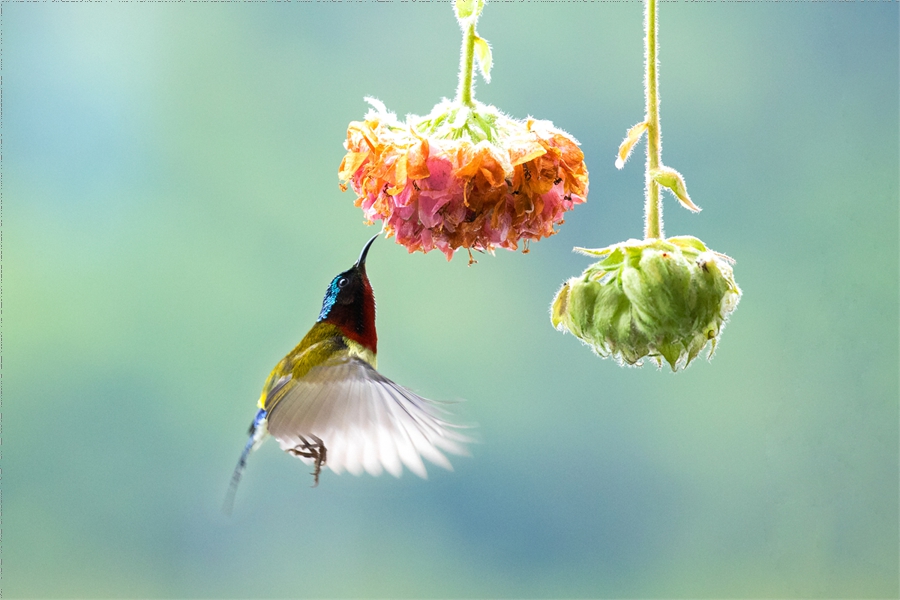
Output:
339,99,588,260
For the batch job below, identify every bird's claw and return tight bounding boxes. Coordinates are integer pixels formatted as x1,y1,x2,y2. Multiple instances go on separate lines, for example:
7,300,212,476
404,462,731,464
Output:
289,435,327,487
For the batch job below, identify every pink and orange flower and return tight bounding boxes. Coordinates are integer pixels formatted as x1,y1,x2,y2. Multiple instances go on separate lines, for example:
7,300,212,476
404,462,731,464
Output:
339,99,589,261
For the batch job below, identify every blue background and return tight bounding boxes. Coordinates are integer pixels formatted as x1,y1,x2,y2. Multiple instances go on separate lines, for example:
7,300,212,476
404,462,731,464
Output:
3,1,898,597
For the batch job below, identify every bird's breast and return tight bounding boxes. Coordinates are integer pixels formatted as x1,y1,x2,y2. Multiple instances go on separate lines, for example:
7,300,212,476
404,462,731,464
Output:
343,338,377,369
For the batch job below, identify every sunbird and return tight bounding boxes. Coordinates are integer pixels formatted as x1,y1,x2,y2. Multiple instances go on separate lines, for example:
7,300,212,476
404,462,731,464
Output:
225,234,470,511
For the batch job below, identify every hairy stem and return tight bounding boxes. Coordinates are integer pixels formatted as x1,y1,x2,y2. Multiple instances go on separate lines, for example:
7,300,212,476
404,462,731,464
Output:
644,0,663,239
457,20,477,107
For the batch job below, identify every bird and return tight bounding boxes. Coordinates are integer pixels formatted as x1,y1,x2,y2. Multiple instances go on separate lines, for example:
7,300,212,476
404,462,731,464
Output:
225,234,470,512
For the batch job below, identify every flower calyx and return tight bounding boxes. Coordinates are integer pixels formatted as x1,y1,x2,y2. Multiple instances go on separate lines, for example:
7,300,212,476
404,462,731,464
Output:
551,236,741,371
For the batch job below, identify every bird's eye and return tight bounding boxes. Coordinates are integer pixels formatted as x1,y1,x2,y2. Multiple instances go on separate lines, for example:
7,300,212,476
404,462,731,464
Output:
337,277,349,288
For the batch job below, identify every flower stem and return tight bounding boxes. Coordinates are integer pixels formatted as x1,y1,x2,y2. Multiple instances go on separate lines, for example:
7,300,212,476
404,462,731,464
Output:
457,19,477,108
644,0,663,240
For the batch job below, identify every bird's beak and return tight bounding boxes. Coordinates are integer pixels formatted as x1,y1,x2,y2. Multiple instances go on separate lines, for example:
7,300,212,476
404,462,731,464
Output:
356,234,379,269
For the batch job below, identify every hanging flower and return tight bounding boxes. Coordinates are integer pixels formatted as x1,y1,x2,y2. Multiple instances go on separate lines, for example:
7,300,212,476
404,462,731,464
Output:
551,236,741,371
550,0,741,370
338,0,588,262
339,99,588,261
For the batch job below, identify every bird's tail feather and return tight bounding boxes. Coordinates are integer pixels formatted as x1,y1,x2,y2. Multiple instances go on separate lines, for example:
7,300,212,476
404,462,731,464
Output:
222,409,268,516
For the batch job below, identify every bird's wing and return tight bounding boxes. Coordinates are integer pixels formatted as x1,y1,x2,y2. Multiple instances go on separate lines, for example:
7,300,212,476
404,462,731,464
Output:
265,356,471,478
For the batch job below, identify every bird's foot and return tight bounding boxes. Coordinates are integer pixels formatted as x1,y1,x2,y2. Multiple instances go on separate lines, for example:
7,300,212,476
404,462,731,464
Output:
289,435,327,487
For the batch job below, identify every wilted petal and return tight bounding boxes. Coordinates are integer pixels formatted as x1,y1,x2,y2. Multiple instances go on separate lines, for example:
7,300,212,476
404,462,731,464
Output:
339,99,589,260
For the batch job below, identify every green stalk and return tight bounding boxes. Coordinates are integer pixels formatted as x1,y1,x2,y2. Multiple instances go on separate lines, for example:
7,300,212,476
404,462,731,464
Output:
457,19,477,108
644,0,663,239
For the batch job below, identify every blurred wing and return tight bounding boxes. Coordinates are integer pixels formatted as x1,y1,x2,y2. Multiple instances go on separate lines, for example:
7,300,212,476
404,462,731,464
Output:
266,356,471,478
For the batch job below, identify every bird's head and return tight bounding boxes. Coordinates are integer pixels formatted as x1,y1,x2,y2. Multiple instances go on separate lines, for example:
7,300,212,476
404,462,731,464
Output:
317,234,379,353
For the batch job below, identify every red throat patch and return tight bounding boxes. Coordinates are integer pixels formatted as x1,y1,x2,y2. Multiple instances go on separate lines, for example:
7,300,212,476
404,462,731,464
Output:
322,273,377,355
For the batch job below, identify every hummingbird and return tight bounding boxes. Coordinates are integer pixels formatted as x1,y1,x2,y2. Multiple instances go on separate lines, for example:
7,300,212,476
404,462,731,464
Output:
225,234,470,512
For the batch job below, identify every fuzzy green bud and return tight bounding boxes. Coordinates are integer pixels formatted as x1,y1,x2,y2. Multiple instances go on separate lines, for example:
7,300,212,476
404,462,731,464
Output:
551,237,741,371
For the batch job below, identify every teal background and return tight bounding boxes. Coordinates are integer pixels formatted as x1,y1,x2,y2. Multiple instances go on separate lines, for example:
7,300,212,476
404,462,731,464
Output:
3,1,898,597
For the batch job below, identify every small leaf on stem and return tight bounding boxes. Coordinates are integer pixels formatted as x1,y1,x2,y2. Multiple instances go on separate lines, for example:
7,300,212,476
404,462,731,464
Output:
650,165,701,212
616,121,648,169
474,35,492,83
455,0,484,21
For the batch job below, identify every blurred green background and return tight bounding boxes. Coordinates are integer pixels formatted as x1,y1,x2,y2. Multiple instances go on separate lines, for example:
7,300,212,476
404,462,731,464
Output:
3,1,898,597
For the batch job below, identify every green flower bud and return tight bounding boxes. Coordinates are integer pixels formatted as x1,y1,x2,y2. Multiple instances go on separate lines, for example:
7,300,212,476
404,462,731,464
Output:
551,237,741,371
